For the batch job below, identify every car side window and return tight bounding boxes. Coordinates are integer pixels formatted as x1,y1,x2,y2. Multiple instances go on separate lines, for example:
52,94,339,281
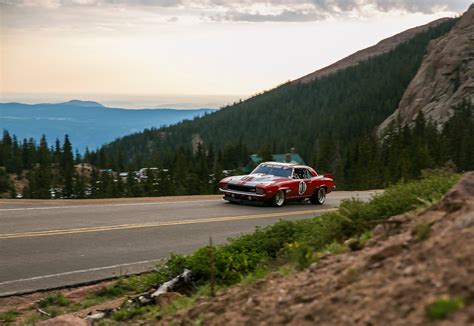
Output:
293,168,313,179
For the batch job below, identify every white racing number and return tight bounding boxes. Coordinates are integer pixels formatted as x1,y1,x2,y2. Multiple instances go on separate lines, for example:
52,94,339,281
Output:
298,180,307,195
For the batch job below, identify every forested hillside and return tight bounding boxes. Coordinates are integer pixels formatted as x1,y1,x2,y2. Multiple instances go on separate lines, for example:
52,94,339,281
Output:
87,19,464,189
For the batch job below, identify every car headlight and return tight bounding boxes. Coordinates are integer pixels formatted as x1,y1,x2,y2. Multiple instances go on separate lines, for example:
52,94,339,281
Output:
256,187,264,195
221,183,228,190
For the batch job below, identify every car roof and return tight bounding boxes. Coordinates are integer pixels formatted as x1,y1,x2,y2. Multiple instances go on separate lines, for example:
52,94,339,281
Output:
259,161,309,169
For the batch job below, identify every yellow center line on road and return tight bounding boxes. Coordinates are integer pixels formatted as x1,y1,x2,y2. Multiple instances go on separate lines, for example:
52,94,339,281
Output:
0,208,338,240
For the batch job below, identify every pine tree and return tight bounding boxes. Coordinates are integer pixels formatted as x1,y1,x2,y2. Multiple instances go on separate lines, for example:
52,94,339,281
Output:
61,135,75,197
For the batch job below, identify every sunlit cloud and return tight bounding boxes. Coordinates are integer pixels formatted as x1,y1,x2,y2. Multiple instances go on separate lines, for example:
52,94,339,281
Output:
1,0,469,27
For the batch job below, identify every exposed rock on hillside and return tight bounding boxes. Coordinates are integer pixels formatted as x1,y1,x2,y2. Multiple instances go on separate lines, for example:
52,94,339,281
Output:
380,5,474,130
163,173,474,325
292,18,451,84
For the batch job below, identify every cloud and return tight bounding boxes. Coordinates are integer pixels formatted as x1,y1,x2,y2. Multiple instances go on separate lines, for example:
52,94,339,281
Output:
211,9,328,22
206,0,469,22
1,0,470,26
2,0,468,12
0,0,183,6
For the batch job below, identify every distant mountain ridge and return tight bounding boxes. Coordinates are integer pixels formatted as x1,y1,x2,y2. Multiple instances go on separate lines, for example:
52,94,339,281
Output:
0,100,216,152
61,100,105,107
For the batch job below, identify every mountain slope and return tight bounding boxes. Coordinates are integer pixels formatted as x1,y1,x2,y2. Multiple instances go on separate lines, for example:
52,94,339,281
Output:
380,4,474,130
97,19,455,169
0,100,215,152
292,17,451,84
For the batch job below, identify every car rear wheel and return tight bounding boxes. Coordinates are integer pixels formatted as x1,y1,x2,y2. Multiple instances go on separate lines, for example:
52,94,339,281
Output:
272,190,286,207
310,187,326,205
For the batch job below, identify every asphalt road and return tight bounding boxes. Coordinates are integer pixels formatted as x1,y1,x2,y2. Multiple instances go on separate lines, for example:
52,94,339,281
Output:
0,191,377,296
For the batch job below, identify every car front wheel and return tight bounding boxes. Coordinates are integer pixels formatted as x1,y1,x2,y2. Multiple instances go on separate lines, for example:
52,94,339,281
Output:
310,187,326,205
272,190,286,207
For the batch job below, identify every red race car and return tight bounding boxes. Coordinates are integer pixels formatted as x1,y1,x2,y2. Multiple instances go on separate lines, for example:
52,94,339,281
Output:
219,162,335,207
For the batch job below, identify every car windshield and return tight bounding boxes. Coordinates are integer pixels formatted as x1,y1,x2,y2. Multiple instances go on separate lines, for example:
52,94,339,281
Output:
251,164,292,178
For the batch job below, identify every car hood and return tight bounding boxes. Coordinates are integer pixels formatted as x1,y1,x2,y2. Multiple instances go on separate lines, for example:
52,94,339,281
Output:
224,173,289,186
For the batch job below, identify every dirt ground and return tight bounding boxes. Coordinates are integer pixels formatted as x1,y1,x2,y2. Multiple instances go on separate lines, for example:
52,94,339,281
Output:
0,281,117,323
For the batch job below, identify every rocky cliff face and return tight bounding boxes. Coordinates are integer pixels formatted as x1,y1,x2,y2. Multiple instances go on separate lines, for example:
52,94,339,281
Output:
292,17,452,84
379,5,474,131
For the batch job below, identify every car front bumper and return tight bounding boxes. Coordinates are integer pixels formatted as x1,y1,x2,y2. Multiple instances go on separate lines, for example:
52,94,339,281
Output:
223,195,267,205
219,188,272,201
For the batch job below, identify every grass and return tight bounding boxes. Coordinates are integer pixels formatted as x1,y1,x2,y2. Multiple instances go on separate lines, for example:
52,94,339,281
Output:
0,310,19,323
20,313,43,326
109,288,200,322
240,268,271,285
425,297,464,321
38,292,70,308
112,306,157,321
90,279,135,299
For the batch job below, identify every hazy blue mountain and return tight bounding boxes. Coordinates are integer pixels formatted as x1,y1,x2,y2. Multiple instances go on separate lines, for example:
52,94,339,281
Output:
0,100,216,152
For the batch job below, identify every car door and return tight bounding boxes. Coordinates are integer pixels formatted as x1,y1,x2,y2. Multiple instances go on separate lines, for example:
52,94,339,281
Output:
301,169,314,197
290,168,311,198
304,168,318,196
283,168,300,199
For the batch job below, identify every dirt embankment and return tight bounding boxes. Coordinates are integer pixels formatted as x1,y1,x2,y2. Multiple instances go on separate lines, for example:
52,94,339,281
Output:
164,173,474,325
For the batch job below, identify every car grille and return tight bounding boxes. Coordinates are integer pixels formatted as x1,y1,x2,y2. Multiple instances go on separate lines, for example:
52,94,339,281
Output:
228,184,256,193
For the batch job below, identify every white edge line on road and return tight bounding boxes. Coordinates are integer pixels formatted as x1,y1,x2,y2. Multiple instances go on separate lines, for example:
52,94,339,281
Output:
0,199,222,212
0,259,161,287
0,192,376,213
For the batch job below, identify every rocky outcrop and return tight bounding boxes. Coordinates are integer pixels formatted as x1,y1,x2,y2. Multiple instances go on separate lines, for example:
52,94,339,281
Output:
163,173,474,325
379,5,474,131
292,18,452,84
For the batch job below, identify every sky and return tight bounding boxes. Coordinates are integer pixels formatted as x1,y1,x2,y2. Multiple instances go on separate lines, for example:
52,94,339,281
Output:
0,0,471,108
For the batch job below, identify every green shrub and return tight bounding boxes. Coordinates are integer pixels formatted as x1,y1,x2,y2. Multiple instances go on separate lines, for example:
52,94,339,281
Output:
359,230,373,245
323,241,348,254
182,245,268,286
227,220,300,258
281,242,319,270
425,297,464,321
38,292,69,308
